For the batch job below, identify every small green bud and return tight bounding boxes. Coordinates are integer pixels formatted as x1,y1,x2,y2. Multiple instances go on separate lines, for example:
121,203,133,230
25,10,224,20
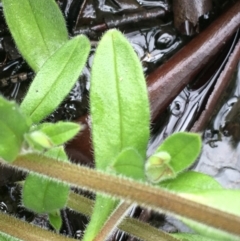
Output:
24,130,53,151
145,151,176,183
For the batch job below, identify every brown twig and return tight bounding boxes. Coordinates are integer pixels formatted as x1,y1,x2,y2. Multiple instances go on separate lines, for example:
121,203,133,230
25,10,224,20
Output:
191,38,240,132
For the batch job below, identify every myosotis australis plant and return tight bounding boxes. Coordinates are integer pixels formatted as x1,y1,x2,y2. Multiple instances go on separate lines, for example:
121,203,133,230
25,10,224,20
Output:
0,0,240,240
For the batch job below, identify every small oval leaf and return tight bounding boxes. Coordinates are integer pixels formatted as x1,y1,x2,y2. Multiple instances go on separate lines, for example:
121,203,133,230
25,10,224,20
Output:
159,171,222,192
2,0,68,71
20,35,90,123
23,174,69,214
156,132,202,173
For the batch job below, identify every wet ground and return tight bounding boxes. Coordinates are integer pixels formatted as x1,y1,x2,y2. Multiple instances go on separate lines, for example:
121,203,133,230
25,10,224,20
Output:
0,0,239,240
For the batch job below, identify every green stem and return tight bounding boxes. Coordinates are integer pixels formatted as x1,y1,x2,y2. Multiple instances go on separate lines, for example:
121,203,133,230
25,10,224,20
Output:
119,217,181,241
93,202,132,241
0,212,75,241
68,192,181,241
67,191,93,217
2,153,240,237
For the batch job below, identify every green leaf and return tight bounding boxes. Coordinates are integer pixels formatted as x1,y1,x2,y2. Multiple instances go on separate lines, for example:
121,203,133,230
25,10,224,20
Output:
2,0,68,72
180,190,240,216
0,232,22,241
111,148,145,180
44,146,69,163
20,36,90,123
90,29,150,170
85,29,150,241
180,218,240,241
0,96,30,162
23,174,69,214
156,132,202,173
178,190,240,241
48,211,62,232
159,171,222,192
37,121,82,145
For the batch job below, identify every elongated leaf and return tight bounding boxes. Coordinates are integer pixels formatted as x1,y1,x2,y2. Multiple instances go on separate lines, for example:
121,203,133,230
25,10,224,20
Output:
90,29,150,170
20,36,90,123
84,29,150,241
0,232,22,241
0,96,30,162
23,174,69,214
37,121,82,145
156,132,202,173
2,0,68,72
159,171,222,192
179,190,240,240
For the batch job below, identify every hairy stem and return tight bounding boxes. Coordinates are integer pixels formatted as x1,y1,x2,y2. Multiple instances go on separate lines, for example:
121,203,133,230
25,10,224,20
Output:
119,217,180,241
93,202,132,241
0,212,75,241
67,191,93,217
1,153,240,237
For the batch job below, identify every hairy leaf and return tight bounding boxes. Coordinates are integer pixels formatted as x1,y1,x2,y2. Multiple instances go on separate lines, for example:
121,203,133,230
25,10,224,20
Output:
159,171,222,192
90,29,150,170
2,0,68,72
48,211,62,232
156,132,202,173
0,232,22,241
23,174,69,214
111,148,145,180
37,121,82,145
20,36,90,123
178,190,240,240
85,29,150,241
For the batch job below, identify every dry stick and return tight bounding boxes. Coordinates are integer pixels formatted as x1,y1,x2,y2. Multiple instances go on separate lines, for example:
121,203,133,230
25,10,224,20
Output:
172,0,212,35
66,1,240,163
74,8,166,35
191,38,240,132
5,153,240,237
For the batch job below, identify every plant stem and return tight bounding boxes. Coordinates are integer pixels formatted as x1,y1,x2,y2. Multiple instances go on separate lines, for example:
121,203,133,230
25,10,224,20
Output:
3,153,240,237
0,212,75,241
67,192,181,241
67,191,93,217
93,202,132,241
118,217,180,241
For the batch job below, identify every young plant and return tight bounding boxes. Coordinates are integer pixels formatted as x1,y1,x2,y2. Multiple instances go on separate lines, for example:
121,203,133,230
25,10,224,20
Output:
0,1,240,241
